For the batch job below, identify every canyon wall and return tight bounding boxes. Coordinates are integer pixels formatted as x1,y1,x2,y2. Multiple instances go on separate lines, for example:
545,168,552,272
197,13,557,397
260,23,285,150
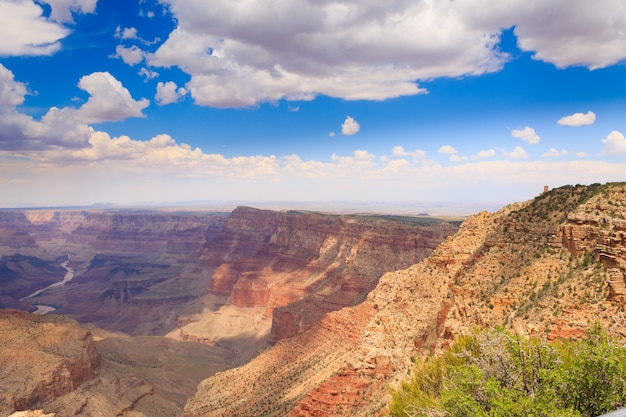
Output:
182,183,626,417
175,206,458,344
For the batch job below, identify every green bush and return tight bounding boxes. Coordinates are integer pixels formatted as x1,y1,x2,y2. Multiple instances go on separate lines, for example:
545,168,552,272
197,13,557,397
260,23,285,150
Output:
389,325,626,417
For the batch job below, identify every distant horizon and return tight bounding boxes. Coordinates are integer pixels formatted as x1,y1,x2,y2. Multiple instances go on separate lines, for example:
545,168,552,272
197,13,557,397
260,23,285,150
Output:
0,196,527,217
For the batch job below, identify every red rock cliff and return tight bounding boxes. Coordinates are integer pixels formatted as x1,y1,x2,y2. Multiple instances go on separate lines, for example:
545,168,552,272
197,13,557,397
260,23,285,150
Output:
195,206,458,341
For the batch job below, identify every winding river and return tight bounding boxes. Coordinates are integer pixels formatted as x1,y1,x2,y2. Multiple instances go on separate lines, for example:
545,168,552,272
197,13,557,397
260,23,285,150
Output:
21,258,74,315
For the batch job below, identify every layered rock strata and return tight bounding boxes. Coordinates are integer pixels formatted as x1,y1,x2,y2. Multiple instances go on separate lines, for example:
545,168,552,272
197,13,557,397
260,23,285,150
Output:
175,207,458,344
182,183,626,417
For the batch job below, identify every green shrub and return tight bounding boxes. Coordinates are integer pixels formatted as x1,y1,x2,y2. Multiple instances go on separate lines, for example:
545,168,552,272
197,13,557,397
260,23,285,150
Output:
389,325,626,417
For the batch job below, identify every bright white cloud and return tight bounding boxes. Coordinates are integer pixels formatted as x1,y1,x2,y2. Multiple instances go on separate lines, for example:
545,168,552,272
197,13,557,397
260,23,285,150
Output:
39,0,97,23
0,65,147,151
146,1,505,107
557,111,596,126
155,81,188,105
0,1,68,55
391,146,426,159
139,0,626,108
502,146,529,159
0,64,28,108
601,131,626,155
113,45,145,66
542,148,568,157
115,26,138,40
331,150,376,172
74,72,149,123
328,132,336,137
511,126,540,144
509,1,626,69
438,145,458,155
341,116,360,136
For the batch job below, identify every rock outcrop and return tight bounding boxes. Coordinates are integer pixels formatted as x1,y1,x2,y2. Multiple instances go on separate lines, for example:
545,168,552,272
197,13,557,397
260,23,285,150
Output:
0,310,100,416
558,186,626,300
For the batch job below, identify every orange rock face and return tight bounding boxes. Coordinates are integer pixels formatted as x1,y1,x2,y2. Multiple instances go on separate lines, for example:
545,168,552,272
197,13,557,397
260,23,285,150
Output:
0,310,100,416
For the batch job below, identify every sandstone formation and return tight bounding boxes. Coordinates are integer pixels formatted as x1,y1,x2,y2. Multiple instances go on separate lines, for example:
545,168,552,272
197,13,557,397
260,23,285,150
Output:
182,182,626,417
0,309,237,417
0,310,99,416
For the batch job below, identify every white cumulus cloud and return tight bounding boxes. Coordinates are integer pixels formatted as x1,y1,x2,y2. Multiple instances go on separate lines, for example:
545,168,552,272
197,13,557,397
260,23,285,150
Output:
155,81,188,105
473,149,496,160
113,45,145,66
601,131,626,155
450,154,469,162
511,126,540,144
74,72,149,123
0,65,147,151
146,0,506,107
438,145,458,155
39,0,97,23
0,1,68,56
115,26,138,40
557,111,596,126
135,0,626,108
341,116,360,136
138,67,159,80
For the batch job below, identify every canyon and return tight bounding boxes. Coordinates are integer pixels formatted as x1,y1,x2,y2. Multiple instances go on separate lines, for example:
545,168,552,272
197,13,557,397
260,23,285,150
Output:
181,182,626,417
2,182,625,416
0,205,457,416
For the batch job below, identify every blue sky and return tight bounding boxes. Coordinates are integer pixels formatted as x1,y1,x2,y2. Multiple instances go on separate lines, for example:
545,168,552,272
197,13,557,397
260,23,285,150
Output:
1,0,625,210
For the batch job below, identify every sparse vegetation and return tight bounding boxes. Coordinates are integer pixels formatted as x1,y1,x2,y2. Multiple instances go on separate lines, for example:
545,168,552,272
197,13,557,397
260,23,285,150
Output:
389,325,626,417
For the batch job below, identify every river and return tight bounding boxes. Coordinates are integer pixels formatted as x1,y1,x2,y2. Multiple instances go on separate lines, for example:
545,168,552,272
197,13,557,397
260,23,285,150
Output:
21,258,74,315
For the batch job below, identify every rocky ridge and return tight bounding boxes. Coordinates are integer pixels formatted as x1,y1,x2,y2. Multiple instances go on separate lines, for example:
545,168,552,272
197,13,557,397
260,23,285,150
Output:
182,182,626,417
